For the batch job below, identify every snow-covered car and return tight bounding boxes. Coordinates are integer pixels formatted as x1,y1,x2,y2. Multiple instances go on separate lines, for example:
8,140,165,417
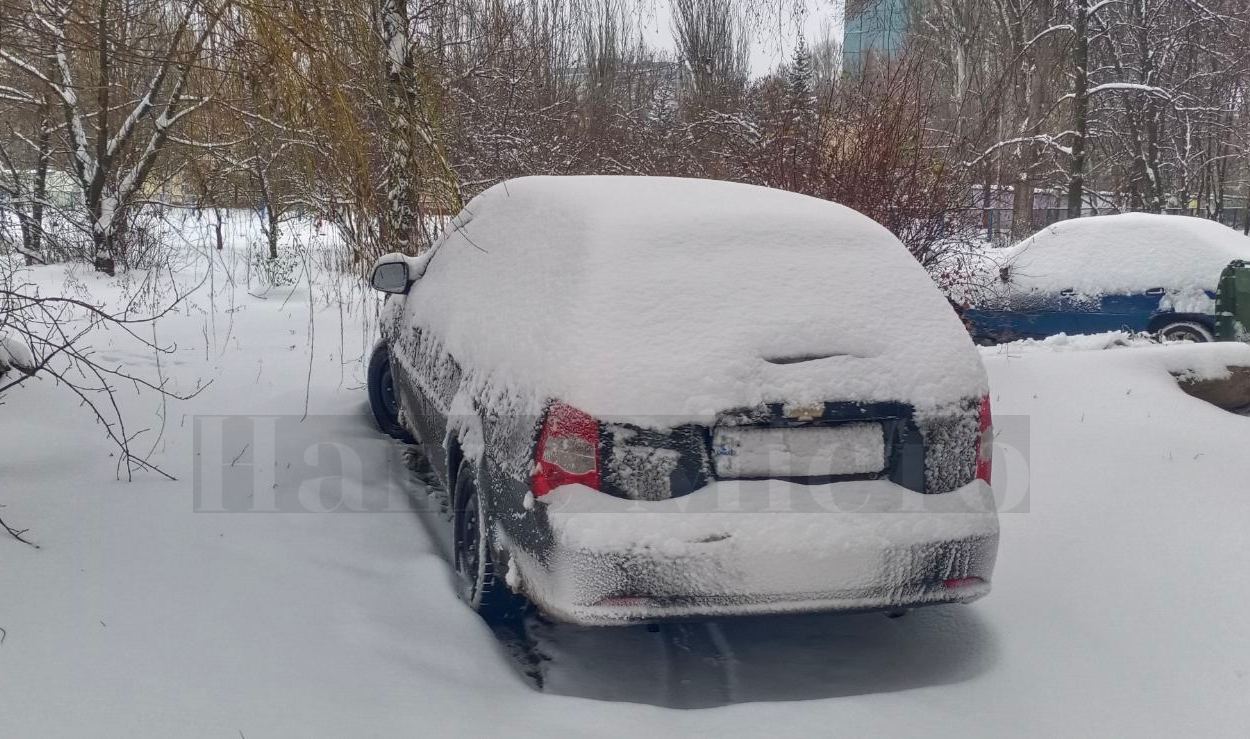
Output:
367,176,999,625
964,213,1250,344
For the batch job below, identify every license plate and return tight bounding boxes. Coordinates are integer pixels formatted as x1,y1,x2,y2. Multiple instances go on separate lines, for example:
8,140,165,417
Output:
712,423,886,478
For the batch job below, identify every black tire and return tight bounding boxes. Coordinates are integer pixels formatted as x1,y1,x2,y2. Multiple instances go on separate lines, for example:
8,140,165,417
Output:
367,345,414,443
1157,321,1214,344
453,461,526,623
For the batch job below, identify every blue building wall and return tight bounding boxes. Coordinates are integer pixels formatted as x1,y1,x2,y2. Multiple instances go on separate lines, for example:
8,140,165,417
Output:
842,0,911,73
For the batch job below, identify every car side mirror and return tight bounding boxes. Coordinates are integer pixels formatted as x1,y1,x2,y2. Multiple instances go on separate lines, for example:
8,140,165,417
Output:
370,259,410,295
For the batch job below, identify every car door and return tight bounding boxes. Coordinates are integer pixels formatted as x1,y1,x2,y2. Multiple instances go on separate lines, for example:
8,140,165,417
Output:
390,324,463,484
384,247,465,486
1043,288,1111,336
990,287,1072,339
962,287,1063,342
1098,290,1163,333
998,283,1145,339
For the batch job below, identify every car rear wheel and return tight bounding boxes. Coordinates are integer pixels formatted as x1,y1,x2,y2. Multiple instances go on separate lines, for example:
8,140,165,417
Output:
453,461,527,623
367,345,414,442
1158,321,1214,344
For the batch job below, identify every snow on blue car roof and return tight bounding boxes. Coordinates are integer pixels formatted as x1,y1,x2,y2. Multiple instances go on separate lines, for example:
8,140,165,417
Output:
1002,213,1250,296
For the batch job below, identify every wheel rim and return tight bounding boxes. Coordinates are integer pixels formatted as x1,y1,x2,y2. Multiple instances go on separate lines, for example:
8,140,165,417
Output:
457,489,481,592
1165,326,1208,343
380,364,400,418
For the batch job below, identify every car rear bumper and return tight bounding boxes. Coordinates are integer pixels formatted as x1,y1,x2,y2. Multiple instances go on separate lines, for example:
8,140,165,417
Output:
507,479,999,626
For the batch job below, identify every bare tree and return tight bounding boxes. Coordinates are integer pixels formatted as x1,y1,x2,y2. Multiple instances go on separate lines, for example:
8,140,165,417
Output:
235,0,461,265
1067,0,1090,218
0,0,233,274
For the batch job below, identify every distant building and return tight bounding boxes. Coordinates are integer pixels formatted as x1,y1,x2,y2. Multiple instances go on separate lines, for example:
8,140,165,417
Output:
842,0,912,74
0,169,81,209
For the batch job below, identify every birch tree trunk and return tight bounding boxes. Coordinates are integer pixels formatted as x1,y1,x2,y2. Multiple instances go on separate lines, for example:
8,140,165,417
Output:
380,0,421,255
1067,0,1089,219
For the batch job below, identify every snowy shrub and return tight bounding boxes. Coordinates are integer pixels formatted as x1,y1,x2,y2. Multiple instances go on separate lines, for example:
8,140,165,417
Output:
248,247,301,288
112,218,168,272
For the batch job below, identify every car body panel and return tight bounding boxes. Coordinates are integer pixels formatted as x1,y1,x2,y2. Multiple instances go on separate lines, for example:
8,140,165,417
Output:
507,479,998,626
965,290,1218,343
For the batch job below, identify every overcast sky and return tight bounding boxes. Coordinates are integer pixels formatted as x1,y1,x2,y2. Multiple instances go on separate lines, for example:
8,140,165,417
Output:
634,1,845,78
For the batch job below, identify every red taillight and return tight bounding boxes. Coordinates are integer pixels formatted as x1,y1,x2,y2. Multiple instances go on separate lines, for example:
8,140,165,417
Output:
975,394,993,484
531,401,600,496
943,576,984,590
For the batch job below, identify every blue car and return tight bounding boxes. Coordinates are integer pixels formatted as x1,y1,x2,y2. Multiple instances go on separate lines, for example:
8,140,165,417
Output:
963,214,1250,344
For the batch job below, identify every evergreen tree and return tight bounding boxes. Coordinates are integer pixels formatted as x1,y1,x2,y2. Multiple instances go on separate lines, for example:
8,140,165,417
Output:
785,35,817,132
780,35,817,188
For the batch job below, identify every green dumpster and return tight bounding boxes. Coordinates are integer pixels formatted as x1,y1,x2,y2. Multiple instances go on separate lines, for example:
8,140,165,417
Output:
1216,260,1250,341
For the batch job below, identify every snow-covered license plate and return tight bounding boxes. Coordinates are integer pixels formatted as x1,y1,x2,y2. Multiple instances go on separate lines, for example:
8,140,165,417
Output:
712,423,886,479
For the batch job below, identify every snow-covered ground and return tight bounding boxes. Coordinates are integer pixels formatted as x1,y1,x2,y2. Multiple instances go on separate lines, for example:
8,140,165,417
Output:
2,215,1250,737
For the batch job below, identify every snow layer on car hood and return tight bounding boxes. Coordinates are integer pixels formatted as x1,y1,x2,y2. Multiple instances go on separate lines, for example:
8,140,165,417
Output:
398,176,985,424
1000,213,1250,296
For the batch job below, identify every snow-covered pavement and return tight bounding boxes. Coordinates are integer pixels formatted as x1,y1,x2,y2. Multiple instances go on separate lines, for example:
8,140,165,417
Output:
2,222,1249,737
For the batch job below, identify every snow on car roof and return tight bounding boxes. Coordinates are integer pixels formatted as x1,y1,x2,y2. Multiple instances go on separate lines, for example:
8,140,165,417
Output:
1003,213,1250,295
394,176,985,424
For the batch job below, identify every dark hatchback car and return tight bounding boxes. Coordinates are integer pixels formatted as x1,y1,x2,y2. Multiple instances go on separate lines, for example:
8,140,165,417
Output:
367,176,999,625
